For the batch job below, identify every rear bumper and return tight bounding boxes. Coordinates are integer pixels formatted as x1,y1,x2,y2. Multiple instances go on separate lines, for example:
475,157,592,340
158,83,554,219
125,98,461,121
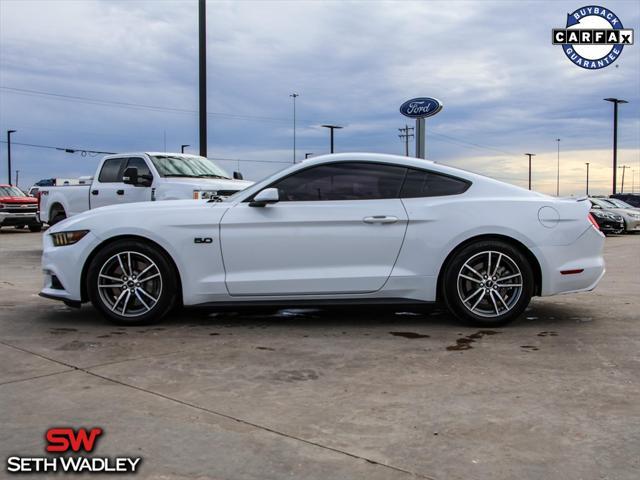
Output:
0,212,39,226
534,226,606,296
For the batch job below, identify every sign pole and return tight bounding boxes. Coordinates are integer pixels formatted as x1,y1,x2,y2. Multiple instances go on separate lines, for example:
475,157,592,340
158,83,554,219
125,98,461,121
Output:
415,118,425,159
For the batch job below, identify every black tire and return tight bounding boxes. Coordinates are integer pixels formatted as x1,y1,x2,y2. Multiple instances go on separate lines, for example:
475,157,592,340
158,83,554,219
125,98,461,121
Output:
49,211,66,226
442,240,534,327
29,224,42,232
87,239,178,325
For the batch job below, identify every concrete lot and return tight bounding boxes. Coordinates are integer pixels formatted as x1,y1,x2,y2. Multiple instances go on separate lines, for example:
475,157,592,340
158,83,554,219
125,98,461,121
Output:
1,229,639,480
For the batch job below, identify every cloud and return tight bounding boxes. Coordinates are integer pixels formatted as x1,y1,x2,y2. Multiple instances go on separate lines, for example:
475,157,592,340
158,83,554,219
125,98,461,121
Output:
0,0,638,195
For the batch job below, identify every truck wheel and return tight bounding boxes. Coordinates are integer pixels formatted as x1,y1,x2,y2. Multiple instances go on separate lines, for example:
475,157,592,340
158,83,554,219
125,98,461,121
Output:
29,224,42,232
87,240,177,325
49,211,66,226
442,240,534,327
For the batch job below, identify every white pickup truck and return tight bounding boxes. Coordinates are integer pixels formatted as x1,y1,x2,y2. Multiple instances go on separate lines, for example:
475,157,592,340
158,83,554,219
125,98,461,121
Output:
38,152,253,225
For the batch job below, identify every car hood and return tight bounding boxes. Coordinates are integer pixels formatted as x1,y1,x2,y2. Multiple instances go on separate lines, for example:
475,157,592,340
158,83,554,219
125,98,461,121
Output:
162,177,253,191
49,199,228,233
0,196,37,204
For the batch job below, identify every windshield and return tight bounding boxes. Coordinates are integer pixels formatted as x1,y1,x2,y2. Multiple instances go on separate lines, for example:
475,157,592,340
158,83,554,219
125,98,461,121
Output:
150,155,230,179
608,198,633,208
591,198,617,208
0,186,26,197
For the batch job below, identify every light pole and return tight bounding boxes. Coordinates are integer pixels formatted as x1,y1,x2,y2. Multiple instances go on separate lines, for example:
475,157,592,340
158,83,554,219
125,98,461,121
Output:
198,0,207,157
7,129,16,185
604,98,628,194
555,138,561,196
321,125,343,153
585,162,590,196
15,170,20,189
619,165,630,193
524,153,535,190
290,93,299,163
304,153,313,159
181,144,190,153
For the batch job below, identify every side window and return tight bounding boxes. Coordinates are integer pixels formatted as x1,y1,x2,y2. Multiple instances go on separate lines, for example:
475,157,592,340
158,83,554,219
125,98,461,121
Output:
98,158,125,183
271,162,407,201
400,169,470,198
126,157,152,179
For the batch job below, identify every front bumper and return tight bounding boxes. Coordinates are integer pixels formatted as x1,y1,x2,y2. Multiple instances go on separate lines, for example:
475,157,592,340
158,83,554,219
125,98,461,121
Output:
0,211,39,226
623,217,640,232
534,225,606,296
40,231,101,303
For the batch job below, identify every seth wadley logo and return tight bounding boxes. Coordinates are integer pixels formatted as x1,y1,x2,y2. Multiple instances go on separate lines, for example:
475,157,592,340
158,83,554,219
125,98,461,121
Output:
552,5,634,69
6,427,142,474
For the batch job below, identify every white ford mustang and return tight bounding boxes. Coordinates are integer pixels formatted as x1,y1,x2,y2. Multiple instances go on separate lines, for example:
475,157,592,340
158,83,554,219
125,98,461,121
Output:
41,153,605,327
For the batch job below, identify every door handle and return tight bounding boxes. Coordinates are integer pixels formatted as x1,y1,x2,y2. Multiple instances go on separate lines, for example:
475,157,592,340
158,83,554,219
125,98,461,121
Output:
116,190,125,195
363,215,398,224
91,190,99,195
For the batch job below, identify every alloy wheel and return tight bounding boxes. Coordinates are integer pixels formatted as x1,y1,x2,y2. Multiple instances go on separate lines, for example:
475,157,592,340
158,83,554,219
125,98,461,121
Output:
97,251,163,317
456,250,523,318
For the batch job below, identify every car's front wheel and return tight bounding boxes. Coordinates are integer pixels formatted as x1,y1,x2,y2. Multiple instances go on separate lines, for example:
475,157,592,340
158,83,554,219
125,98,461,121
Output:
87,240,177,325
442,240,534,327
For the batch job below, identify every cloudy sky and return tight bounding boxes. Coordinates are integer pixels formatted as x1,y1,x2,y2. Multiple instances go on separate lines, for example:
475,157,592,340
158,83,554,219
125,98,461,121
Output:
1,0,639,195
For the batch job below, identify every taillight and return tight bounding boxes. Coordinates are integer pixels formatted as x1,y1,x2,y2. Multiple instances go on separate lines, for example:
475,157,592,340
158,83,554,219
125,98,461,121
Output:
36,191,41,211
588,213,600,231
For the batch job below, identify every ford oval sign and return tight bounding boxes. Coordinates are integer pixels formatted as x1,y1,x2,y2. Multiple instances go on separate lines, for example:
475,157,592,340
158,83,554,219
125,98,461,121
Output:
399,97,443,118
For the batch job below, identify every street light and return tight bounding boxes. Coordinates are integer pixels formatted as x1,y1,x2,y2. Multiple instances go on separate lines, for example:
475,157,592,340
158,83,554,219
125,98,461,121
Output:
321,125,343,153
604,98,628,194
181,144,190,153
524,153,535,190
555,138,561,196
290,93,299,163
585,162,590,196
7,130,16,185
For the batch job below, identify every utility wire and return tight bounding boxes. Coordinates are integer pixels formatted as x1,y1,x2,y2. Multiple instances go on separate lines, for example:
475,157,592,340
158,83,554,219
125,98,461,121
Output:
0,86,323,126
0,140,291,165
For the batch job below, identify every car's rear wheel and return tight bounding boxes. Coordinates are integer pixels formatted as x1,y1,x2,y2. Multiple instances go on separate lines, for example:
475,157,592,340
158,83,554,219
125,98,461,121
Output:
87,240,177,325
442,240,534,327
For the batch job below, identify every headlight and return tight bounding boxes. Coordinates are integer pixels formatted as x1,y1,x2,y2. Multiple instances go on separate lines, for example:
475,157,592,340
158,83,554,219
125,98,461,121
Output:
50,230,89,247
193,190,221,200
629,213,640,219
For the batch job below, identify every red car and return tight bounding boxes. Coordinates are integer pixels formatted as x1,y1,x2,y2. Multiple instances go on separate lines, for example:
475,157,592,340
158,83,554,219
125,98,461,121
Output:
0,184,42,232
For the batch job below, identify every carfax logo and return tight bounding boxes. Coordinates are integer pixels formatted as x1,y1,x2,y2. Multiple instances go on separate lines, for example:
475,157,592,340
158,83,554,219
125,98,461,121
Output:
6,427,142,474
552,5,634,69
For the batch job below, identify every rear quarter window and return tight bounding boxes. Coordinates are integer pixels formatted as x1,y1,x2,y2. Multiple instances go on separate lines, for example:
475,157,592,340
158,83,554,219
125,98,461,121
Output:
400,168,470,198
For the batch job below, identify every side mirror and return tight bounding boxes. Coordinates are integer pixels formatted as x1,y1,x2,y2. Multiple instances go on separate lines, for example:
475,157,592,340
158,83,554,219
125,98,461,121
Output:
123,167,139,185
233,171,244,180
123,167,152,187
250,188,279,207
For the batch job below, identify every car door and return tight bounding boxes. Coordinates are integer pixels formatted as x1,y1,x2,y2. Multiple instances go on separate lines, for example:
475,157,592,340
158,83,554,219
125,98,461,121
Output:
90,157,128,209
220,161,409,296
120,157,154,203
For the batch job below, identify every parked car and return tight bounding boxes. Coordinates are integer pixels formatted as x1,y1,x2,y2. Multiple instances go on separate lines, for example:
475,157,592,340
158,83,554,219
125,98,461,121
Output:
589,197,640,233
38,152,253,225
606,197,640,211
40,153,605,327
0,184,42,232
610,193,640,208
589,208,624,235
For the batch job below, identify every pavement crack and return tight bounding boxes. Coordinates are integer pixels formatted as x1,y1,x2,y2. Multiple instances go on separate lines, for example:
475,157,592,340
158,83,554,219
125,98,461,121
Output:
84,369,435,480
0,339,435,478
